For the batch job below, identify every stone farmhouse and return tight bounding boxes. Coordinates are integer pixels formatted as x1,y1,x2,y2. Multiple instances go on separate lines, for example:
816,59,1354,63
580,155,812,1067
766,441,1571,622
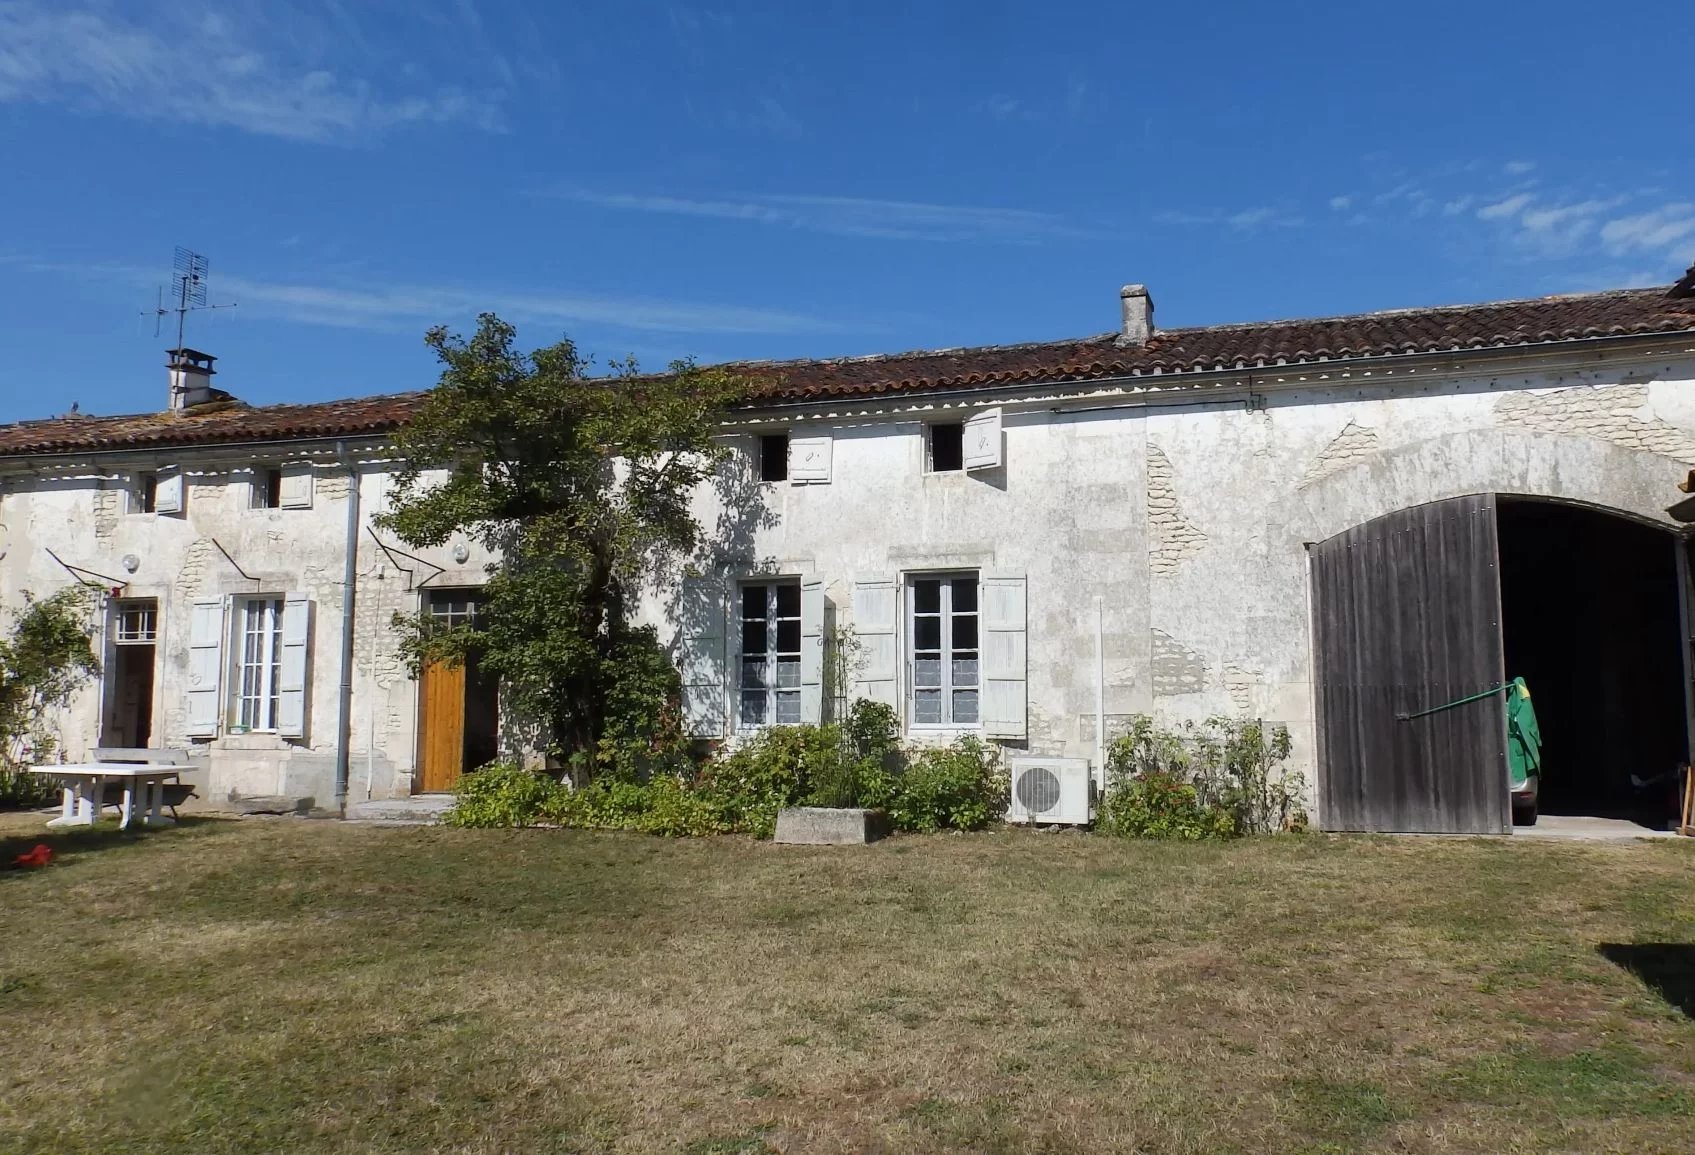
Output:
3,272,1695,832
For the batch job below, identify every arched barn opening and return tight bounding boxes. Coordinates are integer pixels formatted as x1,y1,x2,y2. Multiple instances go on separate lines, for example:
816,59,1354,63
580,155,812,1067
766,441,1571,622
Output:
1310,494,1691,834
1497,498,1687,830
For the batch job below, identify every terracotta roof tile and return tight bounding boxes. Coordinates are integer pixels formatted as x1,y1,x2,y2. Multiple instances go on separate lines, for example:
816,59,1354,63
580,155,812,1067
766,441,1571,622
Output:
5,284,1694,457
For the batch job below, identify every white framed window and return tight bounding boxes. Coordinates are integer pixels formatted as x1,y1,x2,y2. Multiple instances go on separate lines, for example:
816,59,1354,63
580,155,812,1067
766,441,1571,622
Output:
113,599,158,644
738,579,802,726
236,597,286,731
427,589,483,628
909,572,980,726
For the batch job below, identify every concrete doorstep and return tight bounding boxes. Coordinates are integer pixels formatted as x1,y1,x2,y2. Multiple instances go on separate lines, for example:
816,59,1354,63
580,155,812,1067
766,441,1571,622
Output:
343,795,456,825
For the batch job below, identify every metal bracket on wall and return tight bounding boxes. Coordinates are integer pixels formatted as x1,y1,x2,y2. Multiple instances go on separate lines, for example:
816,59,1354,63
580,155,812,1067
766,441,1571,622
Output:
44,548,128,592
210,539,261,586
365,528,445,591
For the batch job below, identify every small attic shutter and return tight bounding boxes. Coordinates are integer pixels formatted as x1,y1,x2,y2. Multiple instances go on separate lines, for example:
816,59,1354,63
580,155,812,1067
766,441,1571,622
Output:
279,466,314,509
851,575,898,708
276,594,312,739
789,434,832,484
154,469,184,515
964,408,1003,471
981,573,1027,739
186,598,225,737
800,577,825,724
678,578,727,738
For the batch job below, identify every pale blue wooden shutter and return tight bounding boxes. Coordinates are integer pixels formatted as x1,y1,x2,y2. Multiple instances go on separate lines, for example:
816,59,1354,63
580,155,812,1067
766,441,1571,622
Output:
851,575,898,708
185,598,225,737
277,594,312,739
678,578,728,738
800,577,825,723
981,573,1027,739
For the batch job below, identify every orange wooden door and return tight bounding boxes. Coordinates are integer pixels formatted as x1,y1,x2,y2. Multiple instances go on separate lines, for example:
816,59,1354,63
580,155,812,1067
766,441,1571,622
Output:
418,658,467,793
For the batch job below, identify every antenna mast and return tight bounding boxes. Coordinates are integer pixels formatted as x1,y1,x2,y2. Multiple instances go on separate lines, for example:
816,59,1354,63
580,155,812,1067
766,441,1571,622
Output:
144,246,236,344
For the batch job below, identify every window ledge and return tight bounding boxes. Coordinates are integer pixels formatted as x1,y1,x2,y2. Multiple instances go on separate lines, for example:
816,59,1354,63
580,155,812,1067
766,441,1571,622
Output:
217,732,289,750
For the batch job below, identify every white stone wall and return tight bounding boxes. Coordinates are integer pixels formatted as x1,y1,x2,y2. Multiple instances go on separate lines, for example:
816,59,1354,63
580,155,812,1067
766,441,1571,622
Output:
6,341,1695,814
652,345,1695,803
0,453,483,806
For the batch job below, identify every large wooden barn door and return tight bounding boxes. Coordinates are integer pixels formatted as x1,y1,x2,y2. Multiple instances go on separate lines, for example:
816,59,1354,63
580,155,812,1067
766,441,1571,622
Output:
1311,494,1510,833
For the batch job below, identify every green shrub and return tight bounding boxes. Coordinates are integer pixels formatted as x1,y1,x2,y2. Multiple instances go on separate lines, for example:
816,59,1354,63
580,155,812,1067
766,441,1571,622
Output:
0,765,57,810
887,736,1008,833
542,774,729,836
699,724,836,837
451,698,1019,839
448,762,564,827
1100,715,1307,839
1097,769,1234,840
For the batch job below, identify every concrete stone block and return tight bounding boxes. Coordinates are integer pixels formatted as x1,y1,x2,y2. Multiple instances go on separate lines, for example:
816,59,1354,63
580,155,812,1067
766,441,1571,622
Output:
227,793,313,816
773,806,890,845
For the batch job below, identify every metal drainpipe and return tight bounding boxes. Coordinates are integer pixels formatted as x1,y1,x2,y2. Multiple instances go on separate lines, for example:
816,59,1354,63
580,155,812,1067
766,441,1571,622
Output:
333,442,359,815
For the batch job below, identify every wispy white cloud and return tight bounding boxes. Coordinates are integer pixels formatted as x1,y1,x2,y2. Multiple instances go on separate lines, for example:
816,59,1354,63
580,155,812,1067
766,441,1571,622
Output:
1329,195,1353,211
1476,193,1534,221
548,187,1092,243
0,1,507,142
1599,204,1695,256
1504,160,1537,175
1156,205,1304,231
216,273,845,336
2,254,847,337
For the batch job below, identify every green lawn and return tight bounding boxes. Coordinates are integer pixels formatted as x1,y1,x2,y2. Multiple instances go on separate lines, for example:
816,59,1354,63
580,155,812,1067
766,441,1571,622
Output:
1,814,1693,1154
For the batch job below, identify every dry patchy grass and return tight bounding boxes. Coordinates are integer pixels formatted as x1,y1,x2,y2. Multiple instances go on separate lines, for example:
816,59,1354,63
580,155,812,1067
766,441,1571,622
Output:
1,813,1693,1153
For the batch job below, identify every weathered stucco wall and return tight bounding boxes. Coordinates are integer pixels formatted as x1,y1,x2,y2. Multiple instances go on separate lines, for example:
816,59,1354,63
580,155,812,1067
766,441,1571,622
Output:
6,342,1694,814
0,454,481,806
659,346,1695,813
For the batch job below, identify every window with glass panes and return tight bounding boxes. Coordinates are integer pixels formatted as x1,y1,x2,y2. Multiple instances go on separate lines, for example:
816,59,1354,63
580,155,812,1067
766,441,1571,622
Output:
113,599,158,644
909,573,980,725
738,581,802,726
237,597,286,730
427,589,483,628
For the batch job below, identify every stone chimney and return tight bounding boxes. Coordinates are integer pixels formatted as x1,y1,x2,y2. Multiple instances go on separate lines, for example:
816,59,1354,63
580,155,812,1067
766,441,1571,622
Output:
167,348,218,409
1118,284,1154,346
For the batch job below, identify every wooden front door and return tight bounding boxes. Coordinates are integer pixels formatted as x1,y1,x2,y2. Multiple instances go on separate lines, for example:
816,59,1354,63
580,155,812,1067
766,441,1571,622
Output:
1311,494,1510,833
418,657,467,793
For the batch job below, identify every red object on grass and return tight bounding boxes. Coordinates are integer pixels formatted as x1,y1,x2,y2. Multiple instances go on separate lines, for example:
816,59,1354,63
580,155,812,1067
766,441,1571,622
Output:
13,844,52,869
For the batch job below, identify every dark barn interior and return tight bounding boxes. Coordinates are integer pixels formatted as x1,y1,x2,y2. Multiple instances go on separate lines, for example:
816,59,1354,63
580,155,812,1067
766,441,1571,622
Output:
1497,499,1688,828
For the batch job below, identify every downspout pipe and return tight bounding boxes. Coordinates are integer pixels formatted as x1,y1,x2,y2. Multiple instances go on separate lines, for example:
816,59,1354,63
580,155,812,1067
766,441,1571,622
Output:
334,441,359,816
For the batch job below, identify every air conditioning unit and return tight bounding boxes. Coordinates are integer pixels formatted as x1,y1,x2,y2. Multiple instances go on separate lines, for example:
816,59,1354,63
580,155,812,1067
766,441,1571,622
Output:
1007,757,1094,825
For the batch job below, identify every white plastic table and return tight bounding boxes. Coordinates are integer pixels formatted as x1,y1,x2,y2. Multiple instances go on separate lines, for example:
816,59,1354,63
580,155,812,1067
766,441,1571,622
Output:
29,764,190,830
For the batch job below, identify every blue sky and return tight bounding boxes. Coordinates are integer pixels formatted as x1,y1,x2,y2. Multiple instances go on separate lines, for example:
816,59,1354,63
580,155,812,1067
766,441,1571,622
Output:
2,0,1693,422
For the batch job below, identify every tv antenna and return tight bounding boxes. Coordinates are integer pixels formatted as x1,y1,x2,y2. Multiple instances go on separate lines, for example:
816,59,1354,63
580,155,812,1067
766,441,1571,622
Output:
144,246,236,347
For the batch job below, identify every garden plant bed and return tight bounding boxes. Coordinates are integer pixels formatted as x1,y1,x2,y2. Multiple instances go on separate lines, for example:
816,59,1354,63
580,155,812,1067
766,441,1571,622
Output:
2,813,1694,1153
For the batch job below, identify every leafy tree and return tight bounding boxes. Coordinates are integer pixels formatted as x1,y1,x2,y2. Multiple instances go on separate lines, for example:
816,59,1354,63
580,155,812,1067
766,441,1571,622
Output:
1,588,101,805
376,314,750,771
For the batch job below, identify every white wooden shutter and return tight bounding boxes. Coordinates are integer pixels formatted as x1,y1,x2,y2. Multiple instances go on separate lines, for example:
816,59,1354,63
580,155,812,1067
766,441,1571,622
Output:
278,465,314,509
851,575,898,708
276,594,312,739
186,598,225,737
678,578,727,737
964,408,1003,471
800,577,825,724
981,573,1027,739
154,468,184,515
789,433,832,484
